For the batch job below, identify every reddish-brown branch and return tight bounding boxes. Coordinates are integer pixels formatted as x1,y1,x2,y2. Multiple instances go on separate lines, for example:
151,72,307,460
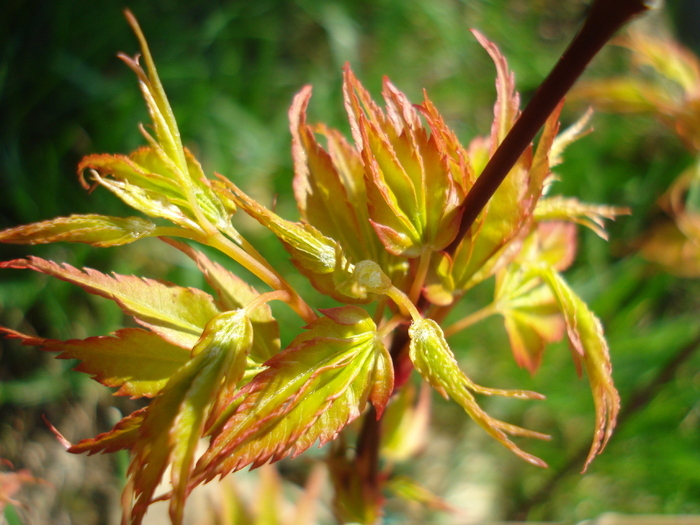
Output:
446,0,651,255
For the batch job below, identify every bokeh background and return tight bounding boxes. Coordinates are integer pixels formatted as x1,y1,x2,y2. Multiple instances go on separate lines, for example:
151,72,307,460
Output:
1,0,700,523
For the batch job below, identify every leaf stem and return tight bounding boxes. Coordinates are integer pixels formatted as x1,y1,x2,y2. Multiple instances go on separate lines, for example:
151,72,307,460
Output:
446,0,651,255
443,303,498,338
155,227,316,323
408,248,432,305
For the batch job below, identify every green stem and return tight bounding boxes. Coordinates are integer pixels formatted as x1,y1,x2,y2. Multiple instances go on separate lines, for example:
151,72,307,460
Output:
443,303,498,338
446,0,651,255
408,248,432,305
155,226,316,323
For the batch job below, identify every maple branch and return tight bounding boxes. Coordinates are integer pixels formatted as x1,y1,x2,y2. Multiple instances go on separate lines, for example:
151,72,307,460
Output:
446,0,651,255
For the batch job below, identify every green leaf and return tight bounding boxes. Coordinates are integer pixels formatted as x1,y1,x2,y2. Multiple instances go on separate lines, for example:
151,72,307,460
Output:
450,33,566,292
408,317,549,467
0,327,190,398
46,408,147,456
162,238,280,363
192,306,393,484
534,197,629,240
495,269,565,374
127,309,253,525
290,87,375,263
534,266,620,471
80,149,234,236
473,30,520,149
493,222,576,372
0,214,157,247
0,256,220,349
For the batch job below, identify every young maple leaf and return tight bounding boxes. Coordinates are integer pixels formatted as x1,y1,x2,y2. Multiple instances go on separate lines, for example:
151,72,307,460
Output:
572,29,700,152
191,306,393,485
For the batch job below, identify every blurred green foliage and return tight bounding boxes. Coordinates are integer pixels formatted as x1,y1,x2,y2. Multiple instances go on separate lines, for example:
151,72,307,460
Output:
2,0,700,523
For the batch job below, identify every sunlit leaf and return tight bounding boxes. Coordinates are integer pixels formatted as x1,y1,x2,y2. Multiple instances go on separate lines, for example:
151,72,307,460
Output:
192,306,393,484
161,238,280,363
128,310,253,525
0,327,190,398
0,256,220,349
343,66,463,256
535,196,629,240
47,408,147,456
408,317,549,467
0,214,157,247
291,86,372,263
495,271,565,374
571,29,700,151
535,266,620,471
450,34,564,292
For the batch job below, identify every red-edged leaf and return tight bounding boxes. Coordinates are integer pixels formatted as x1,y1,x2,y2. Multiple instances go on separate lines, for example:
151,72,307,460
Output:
0,327,190,398
495,274,565,374
0,214,157,247
46,408,147,456
409,317,549,468
473,30,520,150
127,309,253,525
192,306,393,484
0,256,220,349
535,266,620,471
161,238,280,363
290,87,369,262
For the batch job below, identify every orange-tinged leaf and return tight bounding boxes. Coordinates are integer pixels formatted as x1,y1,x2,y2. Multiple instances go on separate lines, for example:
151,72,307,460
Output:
220,179,373,303
638,219,700,277
79,150,178,196
128,310,253,525
223,181,340,275
473,30,520,150
0,461,48,512
571,30,700,151
0,214,157,247
571,78,669,113
343,66,464,255
408,318,549,468
0,256,220,349
450,39,567,293
46,408,147,456
535,266,620,471
0,327,190,398
535,197,630,240
495,275,565,373
290,87,369,263
192,306,393,484
80,148,233,234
